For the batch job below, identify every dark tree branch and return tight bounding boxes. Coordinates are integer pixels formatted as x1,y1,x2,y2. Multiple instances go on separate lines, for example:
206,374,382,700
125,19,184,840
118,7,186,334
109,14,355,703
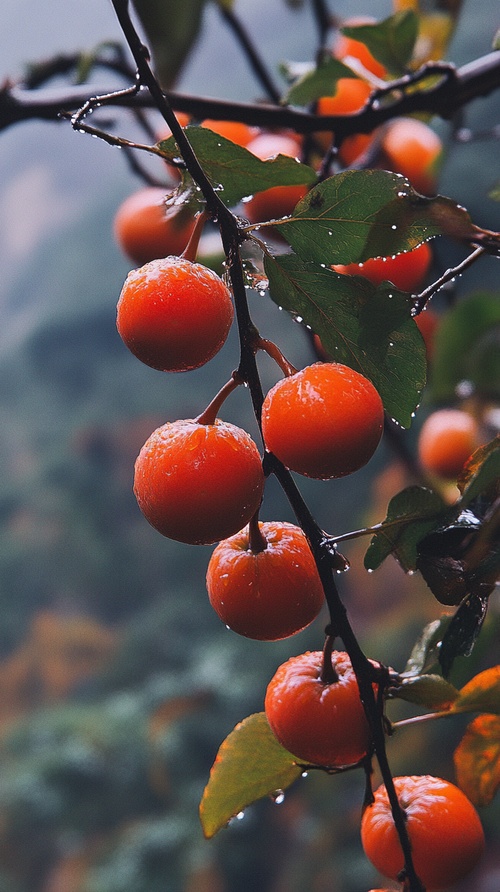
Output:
1,51,500,136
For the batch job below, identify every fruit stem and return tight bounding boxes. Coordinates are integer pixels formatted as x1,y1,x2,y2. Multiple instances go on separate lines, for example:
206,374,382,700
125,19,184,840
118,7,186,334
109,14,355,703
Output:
256,338,298,377
196,372,243,425
321,633,339,684
181,210,209,262
247,512,268,554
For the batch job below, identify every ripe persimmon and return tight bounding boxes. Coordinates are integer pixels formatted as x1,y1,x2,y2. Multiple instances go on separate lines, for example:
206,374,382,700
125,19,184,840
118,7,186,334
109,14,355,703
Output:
418,408,480,479
200,119,258,147
265,650,374,766
116,256,234,372
333,242,432,293
244,132,308,223
113,187,196,266
315,78,373,163
206,521,324,640
333,17,387,80
361,775,485,889
380,117,443,195
134,419,264,545
261,362,384,479
414,308,439,359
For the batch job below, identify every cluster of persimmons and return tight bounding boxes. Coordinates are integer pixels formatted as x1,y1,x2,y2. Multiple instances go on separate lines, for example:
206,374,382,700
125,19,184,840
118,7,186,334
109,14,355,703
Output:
111,19,488,892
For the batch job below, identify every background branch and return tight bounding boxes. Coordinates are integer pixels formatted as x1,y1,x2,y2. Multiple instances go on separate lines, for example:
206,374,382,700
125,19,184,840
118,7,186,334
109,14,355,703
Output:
1,51,500,135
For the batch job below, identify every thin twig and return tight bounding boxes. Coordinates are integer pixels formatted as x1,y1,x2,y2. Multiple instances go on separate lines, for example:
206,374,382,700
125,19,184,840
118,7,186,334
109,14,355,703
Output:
218,5,282,103
413,246,486,314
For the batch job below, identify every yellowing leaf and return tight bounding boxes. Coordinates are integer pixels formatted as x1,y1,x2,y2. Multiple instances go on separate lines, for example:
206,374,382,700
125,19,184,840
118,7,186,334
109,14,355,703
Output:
392,0,463,63
199,713,302,839
454,714,500,806
452,666,500,715
393,673,459,710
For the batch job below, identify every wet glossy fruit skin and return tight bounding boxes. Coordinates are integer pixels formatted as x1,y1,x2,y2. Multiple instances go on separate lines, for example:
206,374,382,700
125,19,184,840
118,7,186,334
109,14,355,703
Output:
114,187,196,266
333,242,432,293
206,521,324,640
315,79,373,163
361,775,485,889
261,362,384,479
244,132,308,223
133,419,265,545
117,256,234,372
418,408,480,479
265,650,373,766
380,117,443,195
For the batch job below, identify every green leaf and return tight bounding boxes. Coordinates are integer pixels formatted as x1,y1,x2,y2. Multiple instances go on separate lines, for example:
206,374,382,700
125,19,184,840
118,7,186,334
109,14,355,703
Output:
264,254,426,426
402,617,452,676
364,485,447,571
273,171,473,265
158,127,317,208
133,0,207,88
431,292,500,402
199,713,302,839
283,57,359,106
392,673,459,709
453,665,500,715
341,11,419,75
